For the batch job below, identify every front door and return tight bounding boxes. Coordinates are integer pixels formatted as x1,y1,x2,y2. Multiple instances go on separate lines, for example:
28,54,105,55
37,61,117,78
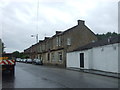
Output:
80,53,84,68
48,53,50,61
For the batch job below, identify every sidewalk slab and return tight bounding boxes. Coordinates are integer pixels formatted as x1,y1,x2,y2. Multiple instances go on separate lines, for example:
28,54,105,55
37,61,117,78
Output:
67,67,120,78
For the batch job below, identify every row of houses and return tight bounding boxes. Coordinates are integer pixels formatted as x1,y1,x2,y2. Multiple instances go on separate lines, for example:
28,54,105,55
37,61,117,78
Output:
24,20,119,74
24,20,98,67
0,39,4,56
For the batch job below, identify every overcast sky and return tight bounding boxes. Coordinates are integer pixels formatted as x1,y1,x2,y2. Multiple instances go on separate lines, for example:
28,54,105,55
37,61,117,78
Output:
0,0,119,53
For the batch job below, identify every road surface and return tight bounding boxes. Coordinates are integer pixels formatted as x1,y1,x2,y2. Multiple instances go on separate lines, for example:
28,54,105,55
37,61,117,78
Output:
2,62,119,88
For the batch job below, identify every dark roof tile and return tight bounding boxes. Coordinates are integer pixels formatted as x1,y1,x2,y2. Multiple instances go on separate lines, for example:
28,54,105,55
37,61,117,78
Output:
72,35,120,52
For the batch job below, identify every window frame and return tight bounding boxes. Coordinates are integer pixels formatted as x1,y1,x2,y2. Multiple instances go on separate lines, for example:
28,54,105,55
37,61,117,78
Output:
67,38,71,46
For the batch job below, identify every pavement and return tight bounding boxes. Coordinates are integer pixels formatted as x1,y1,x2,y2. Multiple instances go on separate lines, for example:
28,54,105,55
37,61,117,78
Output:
2,62,119,88
67,67,119,78
0,66,2,90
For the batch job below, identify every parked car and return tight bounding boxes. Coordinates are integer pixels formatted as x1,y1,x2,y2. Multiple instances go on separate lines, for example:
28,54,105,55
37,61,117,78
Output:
34,59,43,65
26,59,32,63
20,59,23,62
16,58,21,62
23,59,27,63
33,59,36,64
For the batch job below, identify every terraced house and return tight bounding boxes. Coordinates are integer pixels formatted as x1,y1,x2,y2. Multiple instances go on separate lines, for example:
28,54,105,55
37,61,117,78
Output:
24,20,98,67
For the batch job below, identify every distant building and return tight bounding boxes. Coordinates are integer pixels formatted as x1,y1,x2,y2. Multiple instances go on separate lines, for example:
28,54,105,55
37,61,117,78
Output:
0,39,2,56
0,39,4,56
67,36,120,73
24,20,97,67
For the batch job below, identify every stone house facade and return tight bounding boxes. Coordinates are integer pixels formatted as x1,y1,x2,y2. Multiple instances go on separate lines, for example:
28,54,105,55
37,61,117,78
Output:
24,20,98,67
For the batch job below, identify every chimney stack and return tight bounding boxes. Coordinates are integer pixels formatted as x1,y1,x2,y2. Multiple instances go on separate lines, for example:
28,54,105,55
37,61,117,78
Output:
56,31,62,34
78,20,85,25
44,37,50,40
39,40,43,42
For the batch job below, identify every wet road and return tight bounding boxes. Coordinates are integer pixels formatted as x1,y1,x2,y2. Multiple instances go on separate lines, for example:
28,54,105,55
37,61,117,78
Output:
2,62,119,88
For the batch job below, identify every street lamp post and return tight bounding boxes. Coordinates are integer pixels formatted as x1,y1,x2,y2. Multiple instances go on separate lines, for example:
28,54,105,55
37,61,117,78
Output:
31,34,38,43
31,34,39,60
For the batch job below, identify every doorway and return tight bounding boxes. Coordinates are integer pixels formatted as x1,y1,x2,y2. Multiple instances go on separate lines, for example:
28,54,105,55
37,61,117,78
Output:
48,53,50,61
80,53,84,68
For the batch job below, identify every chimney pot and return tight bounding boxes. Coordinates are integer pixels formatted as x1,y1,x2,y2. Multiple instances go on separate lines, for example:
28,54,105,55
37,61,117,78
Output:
56,31,62,34
45,37,50,40
78,20,85,25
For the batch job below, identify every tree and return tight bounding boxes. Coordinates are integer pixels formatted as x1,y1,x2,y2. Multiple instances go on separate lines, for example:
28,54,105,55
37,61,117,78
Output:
12,51,29,59
96,32,119,40
12,51,21,58
19,53,29,59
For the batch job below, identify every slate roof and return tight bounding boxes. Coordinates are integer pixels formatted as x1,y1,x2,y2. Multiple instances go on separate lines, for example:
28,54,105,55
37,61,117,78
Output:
72,35,120,52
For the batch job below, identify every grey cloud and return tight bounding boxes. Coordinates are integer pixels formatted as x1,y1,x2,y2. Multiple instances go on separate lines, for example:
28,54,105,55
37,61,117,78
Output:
84,1,118,34
118,1,120,33
1,0,118,53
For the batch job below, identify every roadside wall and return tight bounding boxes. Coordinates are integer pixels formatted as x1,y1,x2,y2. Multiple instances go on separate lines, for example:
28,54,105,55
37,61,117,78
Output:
67,43,119,73
92,43,118,73
66,50,91,69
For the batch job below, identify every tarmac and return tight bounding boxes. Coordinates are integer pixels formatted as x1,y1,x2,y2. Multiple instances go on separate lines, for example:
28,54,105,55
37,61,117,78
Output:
3,63,119,88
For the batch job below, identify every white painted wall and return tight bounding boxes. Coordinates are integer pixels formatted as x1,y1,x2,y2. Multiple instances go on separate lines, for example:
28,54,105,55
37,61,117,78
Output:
67,52,80,68
92,43,118,73
118,43,120,73
67,43,119,73
67,50,91,69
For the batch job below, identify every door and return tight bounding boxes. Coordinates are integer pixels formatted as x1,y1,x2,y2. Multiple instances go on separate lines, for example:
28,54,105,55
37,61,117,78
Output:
80,53,84,68
48,53,50,61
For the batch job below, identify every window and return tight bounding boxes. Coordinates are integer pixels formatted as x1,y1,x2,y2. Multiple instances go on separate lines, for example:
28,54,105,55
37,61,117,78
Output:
58,36,61,46
39,46,41,52
56,37,59,46
48,53,50,61
51,53,55,61
42,44,45,51
56,36,62,46
47,41,50,49
38,54,41,59
37,46,39,52
30,49,32,53
58,52,62,61
67,38,71,45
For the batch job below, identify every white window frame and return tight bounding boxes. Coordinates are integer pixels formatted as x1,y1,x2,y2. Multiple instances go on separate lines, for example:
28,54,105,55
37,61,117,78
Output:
56,37,59,46
67,38,71,46
58,36,61,46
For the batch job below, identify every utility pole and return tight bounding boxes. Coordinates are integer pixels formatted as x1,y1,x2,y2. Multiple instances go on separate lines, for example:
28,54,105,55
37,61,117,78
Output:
31,0,39,43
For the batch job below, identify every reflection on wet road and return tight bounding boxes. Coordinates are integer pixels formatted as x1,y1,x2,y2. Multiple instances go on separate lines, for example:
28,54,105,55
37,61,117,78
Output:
2,63,119,88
